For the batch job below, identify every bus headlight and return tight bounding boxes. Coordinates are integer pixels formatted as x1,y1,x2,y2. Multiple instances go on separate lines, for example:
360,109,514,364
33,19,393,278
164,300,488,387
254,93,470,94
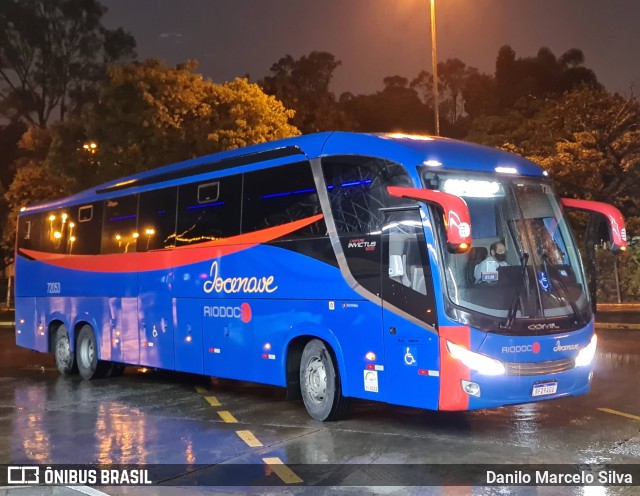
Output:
575,334,597,367
446,341,506,376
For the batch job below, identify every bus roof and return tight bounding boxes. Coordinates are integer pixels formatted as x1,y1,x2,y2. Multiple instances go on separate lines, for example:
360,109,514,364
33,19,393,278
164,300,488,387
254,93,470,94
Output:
22,132,545,213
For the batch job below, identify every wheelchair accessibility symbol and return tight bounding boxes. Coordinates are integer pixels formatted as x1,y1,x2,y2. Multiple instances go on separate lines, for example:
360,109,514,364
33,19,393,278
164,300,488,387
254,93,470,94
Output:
404,347,417,366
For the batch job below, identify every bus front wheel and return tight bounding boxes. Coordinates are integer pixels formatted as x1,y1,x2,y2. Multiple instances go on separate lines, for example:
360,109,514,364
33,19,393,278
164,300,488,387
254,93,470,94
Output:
53,325,77,375
76,325,110,380
300,339,350,421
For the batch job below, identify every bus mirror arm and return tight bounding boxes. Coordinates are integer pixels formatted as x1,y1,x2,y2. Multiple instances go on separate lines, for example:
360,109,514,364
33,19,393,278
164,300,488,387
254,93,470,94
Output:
387,186,472,253
561,198,628,254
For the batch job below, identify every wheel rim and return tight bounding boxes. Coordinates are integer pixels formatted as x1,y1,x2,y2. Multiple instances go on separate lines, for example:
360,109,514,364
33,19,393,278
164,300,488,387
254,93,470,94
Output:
305,356,327,404
56,334,71,366
80,337,94,368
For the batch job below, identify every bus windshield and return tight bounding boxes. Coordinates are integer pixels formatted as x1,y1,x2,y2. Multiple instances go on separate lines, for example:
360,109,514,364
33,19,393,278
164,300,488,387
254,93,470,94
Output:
427,171,589,329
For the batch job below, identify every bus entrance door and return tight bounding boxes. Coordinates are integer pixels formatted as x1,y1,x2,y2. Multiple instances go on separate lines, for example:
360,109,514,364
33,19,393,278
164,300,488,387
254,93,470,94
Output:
381,209,439,410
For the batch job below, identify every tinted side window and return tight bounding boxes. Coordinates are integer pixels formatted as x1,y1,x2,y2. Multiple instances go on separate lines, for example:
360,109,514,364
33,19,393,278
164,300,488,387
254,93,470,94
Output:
176,175,241,246
73,202,103,255
102,195,138,254
17,214,43,252
321,156,413,235
243,161,324,239
138,187,177,251
37,208,80,254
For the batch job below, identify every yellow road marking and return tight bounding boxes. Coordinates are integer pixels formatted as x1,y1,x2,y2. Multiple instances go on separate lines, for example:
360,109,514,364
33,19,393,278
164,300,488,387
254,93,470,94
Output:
262,457,303,484
217,410,238,423
236,430,263,447
204,395,221,407
195,386,208,395
598,408,640,421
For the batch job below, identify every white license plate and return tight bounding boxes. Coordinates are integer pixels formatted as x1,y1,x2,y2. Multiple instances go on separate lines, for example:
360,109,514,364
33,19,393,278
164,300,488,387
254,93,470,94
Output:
532,381,558,397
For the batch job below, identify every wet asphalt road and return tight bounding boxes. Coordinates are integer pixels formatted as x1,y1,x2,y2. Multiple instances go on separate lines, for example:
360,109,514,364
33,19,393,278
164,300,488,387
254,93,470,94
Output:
0,324,639,495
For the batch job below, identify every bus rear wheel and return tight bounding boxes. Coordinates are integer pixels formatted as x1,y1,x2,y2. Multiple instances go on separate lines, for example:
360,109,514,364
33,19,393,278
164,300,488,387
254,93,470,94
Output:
76,325,110,380
300,339,350,421
53,325,77,375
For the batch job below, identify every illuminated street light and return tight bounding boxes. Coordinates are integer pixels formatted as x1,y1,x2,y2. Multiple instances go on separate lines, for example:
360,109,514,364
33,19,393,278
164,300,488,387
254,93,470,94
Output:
429,0,440,136
82,141,98,154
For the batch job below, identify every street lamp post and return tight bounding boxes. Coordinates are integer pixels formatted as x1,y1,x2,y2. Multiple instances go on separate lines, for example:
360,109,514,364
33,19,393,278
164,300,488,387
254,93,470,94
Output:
429,0,440,136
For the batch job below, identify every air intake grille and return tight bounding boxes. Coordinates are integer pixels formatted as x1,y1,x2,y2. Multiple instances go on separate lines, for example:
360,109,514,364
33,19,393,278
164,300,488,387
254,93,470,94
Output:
504,357,575,376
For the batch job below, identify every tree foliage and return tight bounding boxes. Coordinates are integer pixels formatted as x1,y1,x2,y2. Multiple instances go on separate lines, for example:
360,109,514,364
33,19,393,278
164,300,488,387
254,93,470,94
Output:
341,75,429,133
48,59,300,187
0,0,135,127
2,127,76,262
260,51,348,133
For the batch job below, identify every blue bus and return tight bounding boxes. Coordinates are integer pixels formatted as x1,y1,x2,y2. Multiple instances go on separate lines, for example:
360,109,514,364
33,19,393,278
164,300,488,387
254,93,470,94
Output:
15,132,627,421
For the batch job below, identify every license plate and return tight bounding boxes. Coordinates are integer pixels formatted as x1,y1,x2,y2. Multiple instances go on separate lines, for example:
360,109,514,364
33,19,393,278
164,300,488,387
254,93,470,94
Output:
532,381,558,397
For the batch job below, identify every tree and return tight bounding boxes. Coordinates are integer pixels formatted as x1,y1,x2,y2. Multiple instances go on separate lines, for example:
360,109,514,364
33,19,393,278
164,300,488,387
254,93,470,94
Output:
260,51,348,133
0,0,136,127
466,86,640,302
47,59,300,188
341,76,429,134
529,88,640,233
2,127,76,263
493,45,600,112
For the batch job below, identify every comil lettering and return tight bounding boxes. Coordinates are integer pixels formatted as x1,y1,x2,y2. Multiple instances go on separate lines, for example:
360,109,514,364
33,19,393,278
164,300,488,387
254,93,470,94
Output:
203,261,278,294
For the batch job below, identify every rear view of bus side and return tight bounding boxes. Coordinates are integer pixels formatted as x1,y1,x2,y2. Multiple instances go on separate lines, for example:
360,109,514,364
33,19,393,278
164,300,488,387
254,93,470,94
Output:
14,132,627,420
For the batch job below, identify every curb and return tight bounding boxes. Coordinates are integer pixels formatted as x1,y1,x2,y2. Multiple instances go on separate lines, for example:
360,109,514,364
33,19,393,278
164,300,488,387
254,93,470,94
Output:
595,323,640,331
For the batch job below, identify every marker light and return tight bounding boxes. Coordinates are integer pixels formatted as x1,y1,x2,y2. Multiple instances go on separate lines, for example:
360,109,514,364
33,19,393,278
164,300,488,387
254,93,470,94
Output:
575,334,597,367
495,166,518,174
446,341,506,375
442,179,501,198
365,352,376,361
423,160,442,167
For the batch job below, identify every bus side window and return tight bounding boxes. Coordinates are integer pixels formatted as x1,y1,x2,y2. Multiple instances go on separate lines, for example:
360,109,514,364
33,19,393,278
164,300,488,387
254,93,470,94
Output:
242,161,323,239
17,214,43,252
73,203,103,255
387,219,428,295
382,210,436,325
321,156,414,235
102,195,138,254
138,187,177,251
176,175,241,246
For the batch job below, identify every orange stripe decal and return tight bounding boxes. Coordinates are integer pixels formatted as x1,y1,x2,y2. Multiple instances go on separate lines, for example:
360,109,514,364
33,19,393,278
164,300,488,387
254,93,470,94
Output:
20,214,323,273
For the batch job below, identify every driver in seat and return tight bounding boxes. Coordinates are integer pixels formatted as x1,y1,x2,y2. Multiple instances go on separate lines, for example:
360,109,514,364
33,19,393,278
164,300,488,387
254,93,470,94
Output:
474,241,508,283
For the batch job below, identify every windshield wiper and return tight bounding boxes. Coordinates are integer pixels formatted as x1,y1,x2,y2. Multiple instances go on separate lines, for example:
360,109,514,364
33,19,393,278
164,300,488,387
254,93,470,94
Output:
540,251,583,326
501,251,529,331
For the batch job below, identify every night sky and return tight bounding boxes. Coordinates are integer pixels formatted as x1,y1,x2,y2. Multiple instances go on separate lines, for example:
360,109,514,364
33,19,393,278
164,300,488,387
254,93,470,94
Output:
102,0,640,96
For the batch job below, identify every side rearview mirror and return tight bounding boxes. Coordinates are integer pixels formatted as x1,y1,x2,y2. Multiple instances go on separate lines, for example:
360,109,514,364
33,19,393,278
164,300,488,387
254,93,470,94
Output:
561,198,628,253
387,186,472,253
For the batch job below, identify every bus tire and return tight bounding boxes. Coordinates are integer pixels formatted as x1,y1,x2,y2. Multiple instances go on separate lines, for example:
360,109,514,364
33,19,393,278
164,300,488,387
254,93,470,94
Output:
300,339,350,421
53,325,77,375
76,325,110,380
